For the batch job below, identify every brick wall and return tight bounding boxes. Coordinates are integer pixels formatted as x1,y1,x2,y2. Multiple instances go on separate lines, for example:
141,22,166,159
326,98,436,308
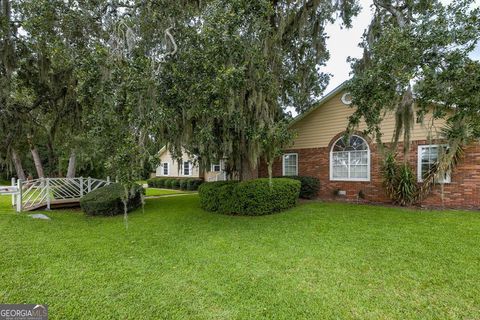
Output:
258,136,480,209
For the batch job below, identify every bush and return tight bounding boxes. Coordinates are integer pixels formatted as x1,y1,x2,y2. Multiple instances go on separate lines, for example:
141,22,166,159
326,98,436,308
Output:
199,178,300,216
179,179,188,190
198,181,239,212
170,179,180,189
381,153,418,206
187,179,204,191
163,179,172,188
147,178,165,188
275,176,320,199
147,177,203,190
80,183,144,216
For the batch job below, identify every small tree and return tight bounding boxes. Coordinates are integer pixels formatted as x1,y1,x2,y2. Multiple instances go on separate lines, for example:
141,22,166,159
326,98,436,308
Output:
261,121,295,186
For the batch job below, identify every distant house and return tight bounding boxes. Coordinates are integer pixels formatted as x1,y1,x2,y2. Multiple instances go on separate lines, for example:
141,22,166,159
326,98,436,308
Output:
155,146,227,182
258,82,480,209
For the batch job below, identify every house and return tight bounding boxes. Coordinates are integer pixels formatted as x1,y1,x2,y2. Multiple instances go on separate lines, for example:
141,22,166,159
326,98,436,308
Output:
258,82,480,209
154,146,227,181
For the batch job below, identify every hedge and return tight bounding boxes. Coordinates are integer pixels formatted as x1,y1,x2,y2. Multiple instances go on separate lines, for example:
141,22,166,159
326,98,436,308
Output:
80,183,144,216
179,179,188,190
198,181,239,212
198,178,300,216
147,177,204,191
275,175,320,199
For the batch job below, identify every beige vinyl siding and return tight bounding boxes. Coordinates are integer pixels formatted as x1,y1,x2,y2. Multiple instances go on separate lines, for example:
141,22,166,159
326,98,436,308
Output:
291,91,446,149
155,149,201,178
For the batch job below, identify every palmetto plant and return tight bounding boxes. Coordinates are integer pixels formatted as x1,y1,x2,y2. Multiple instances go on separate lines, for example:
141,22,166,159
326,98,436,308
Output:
381,152,418,206
395,163,418,206
381,152,397,200
419,119,472,201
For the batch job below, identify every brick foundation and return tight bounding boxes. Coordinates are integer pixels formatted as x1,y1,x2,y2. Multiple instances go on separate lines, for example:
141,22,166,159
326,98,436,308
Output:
259,137,480,210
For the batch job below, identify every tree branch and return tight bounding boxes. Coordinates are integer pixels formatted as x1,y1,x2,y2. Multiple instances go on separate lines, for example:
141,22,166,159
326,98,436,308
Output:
373,0,407,27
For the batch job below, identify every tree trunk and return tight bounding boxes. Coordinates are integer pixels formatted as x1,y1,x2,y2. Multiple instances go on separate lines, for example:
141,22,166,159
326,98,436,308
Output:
267,161,273,187
66,149,76,178
11,148,26,180
46,135,56,176
30,146,45,178
240,157,258,181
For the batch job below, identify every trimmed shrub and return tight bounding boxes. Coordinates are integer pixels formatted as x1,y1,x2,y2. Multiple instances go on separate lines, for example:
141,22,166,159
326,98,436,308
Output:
163,179,172,188
187,179,204,191
147,177,203,190
170,179,180,189
80,183,144,216
147,178,165,188
199,178,300,216
276,175,320,199
232,178,300,215
179,179,188,190
198,181,239,212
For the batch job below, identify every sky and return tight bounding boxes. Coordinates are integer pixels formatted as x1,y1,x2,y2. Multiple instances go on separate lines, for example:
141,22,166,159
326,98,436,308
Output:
320,0,480,94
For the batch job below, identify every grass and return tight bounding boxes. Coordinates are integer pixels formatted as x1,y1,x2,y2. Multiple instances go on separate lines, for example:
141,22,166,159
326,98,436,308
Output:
0,195,479,319
144,188,190,197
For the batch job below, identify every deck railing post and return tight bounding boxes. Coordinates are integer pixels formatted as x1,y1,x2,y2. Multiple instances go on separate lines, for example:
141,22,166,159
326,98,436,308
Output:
11,177,16,207
80,177,84,198
87,177,91,193
46,178,51,210
16,179,22,213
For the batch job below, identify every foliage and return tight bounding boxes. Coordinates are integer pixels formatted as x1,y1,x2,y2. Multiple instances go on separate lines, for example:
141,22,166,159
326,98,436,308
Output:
276,176,320,199
157,0,358,179
170,179,180,189
147,178,165,188
346,0,480,154
395,164,418,206
199,178,300,215
198,181,239,212
261,121,295,183
147,177,204,191
381,154,418,206
346,0,479,202
80,183,144,216
186,179,204,191
1,0,360,184
381,152,398,200
179,179,188,190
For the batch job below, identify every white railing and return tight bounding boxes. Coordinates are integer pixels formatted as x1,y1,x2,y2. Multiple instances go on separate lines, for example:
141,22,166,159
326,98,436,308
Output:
10,177,110,212
208,171,227,182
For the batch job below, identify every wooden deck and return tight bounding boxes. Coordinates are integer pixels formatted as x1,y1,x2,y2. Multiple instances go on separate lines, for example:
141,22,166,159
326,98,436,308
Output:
23,198,82,211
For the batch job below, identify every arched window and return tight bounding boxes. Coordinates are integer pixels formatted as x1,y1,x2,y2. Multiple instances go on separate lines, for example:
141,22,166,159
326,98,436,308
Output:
330,135,370,181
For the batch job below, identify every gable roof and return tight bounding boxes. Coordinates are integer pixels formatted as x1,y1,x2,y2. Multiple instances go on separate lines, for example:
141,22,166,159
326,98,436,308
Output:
289,81,347,128
157,145,167,156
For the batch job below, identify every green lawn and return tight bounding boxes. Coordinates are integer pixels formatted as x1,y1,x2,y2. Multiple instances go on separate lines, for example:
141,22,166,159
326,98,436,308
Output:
0,195,479,319
144,188,190,197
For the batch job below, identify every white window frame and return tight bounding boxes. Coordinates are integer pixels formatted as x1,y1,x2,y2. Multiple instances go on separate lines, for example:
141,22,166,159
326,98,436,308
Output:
282,153,298,176
211,163,221,172
329,135,371,182
417,144,451,183
182,161,192,176
162,162,169,176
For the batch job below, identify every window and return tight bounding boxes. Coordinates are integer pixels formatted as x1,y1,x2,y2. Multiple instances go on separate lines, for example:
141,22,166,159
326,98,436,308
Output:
282,153,298,176
330,135,370,181
211,164,221,172
182,161,192,176
162,163,169,176
417,145,451,183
